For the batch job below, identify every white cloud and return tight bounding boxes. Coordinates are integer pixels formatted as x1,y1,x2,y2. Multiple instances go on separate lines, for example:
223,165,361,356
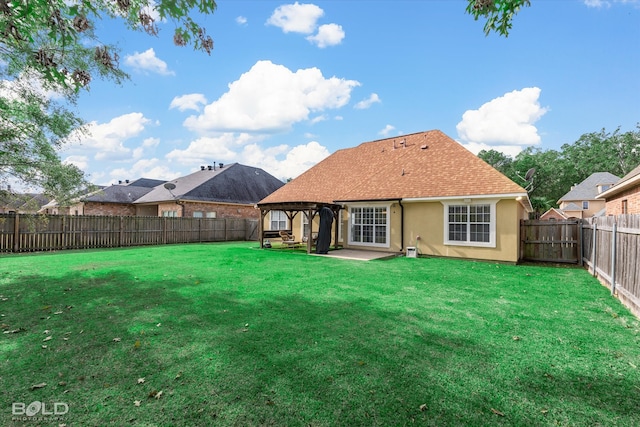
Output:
354,93,381,110
379,125,395,136
456,87,548,156
240,141,330,180
583,0,639,8
109,158,181,184
309,114,328,124
584,0,608,6
124,48,175,76
62,155,89,170
236,16,247,25
306,23,345,48
165,133,261,166
169,93,208,112
70,112,151,161
142,137,160,148
266,2,324,34
183,60,360,134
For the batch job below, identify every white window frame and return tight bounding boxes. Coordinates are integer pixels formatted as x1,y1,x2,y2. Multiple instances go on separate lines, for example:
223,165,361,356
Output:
442,200,497,248
270,210,288,230
206,212,217,219
582,201,589,210
348,203,390,248
301,212,310,238
193,211,203,218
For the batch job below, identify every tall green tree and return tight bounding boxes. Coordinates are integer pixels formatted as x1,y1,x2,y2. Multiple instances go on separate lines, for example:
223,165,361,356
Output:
1,0,217,203
477,149,513,175
560,126,640,189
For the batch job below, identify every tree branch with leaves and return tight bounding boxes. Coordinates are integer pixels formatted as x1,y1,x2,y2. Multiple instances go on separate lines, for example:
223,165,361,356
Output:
466,0,531,37
1,0,217,204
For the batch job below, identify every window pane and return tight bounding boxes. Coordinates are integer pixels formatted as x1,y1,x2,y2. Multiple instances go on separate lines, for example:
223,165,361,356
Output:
470,224,490,242
449,223,467,241
193,211,203,218
362,225,373,243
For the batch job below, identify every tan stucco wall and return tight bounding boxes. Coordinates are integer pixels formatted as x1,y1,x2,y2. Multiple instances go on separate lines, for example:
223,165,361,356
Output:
402,199,522,263
559,199,606,218
260,199,525,262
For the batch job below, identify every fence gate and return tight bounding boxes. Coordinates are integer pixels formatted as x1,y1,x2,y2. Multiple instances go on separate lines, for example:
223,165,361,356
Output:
520,219,582,264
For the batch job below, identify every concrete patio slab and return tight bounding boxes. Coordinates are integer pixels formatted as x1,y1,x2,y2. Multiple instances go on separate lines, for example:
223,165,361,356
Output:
310,249,399,261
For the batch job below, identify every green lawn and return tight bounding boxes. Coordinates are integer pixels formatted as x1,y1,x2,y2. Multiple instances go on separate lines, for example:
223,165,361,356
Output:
1,243,639,426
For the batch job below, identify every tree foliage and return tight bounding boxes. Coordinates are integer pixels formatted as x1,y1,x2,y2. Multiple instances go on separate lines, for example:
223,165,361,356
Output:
466,0,531,37
479,125,640,217
1,0,217,204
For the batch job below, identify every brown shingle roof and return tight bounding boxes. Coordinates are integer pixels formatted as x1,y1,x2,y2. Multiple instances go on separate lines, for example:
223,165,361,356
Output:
259,130,527,204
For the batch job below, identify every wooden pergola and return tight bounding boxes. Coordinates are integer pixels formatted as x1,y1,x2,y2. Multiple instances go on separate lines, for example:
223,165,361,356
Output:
257,201,342,254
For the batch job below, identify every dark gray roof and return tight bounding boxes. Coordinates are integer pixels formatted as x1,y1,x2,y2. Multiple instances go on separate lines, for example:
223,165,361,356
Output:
83,185,154,204
134,163,284,205
558,172,619,202
127,178,166,188
0,193,50,210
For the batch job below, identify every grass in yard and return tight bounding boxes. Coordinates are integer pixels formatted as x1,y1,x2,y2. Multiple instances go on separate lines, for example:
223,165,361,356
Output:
1,242,639,426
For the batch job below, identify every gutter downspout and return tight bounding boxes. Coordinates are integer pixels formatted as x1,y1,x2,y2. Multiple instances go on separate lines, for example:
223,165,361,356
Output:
399,199,404,252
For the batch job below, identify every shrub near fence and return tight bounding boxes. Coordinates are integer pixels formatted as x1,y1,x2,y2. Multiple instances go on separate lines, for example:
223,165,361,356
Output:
0,214,259,252
583,214,640,317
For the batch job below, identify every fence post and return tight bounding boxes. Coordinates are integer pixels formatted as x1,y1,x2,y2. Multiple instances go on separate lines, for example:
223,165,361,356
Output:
578,220,583,266
12,213,19,253
162,217,167,245
591,222,597,277
610,222,617,295
119,216,124,247
224,218,228,241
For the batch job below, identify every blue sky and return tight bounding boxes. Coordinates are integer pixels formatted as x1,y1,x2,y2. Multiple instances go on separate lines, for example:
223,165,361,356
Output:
60,0,640,185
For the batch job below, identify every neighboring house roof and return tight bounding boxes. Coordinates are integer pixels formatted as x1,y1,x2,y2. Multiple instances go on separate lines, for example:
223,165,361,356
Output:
134,163,284,205
259,130,530,206
562,202,583,211
127,178,167,188
597,163,640,200
558,172,619,203
540,208,568,220
82,184,155,204
0,193,50,212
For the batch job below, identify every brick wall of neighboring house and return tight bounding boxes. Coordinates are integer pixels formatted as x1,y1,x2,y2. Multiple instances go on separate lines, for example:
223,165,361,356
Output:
157,202,182,217
83,202,136,216
182,202,259,219
605,186,640,215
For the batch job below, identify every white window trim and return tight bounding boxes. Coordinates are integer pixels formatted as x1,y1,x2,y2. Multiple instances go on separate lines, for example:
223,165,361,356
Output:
300,212,309,238
347,203,391,248
270,210,288,230
442,200,497,248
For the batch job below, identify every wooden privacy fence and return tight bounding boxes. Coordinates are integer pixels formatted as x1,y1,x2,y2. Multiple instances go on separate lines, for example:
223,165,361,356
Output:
582,215,640,316
0,214,259,253
520,219,582,264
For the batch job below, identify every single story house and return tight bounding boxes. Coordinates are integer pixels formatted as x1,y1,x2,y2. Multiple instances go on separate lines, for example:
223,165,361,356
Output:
82,178,166,216
257,130,533,263
597,163,640,215
134,163,284,219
